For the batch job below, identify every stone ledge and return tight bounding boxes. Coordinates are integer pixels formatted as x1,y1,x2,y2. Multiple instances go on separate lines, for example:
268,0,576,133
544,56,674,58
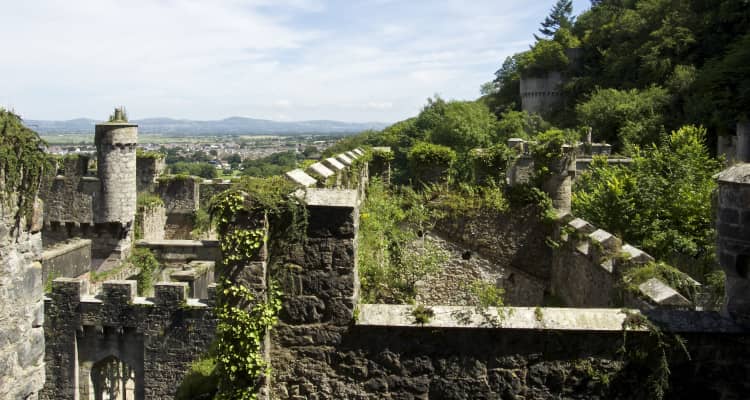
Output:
301,188,358,208
135,239,219,248
357,304,744,333
41,238,92,260
358,304,640,331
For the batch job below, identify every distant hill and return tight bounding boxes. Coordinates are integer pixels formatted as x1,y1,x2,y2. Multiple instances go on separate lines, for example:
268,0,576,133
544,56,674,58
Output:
25,116,389,136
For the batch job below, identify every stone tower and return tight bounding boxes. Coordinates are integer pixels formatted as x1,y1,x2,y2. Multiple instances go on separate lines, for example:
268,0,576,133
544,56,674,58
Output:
94,108,138,258
716,163,750,326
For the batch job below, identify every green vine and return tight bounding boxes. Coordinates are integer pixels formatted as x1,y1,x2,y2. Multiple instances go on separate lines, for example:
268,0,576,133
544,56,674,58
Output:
616,310,690,400
215,278,281,400
130,248,159,296
207,176,306,398
0,109,54,236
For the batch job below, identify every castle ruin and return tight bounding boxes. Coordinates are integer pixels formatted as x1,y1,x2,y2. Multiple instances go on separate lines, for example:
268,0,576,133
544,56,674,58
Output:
2,108,750,399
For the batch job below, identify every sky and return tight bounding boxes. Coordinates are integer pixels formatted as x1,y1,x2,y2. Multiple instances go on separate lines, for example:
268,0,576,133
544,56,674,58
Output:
0,0,590,123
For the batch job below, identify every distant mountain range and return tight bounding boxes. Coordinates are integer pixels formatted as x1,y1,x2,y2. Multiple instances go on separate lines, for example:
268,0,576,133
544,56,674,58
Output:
25,116,389,136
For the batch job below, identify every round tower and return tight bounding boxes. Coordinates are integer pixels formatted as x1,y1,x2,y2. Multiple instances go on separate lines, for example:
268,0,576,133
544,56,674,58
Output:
716,163,750,326
95,108,138,225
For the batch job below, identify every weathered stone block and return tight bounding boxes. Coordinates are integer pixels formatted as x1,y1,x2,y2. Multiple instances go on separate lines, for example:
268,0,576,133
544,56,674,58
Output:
154,282,189,306
638,278,692,309
336,154,353,166
102,280,137,303
324,157,346,171
285,169,318,188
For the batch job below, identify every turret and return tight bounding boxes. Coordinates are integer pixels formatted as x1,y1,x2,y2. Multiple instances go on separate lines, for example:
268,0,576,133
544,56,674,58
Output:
715,163,750,326
95,107,138,225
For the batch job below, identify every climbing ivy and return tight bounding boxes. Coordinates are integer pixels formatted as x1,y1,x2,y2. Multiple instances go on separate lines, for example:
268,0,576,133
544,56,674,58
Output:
215,279,281,400
208,175,305,398
615,310,690,400
0,109,54,236
130,248,159,296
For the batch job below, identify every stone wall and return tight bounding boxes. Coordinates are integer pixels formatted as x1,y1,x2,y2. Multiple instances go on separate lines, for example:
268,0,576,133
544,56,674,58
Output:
41,279,216,400
158,176,200,214
434,204,554,281
715,164,750,326
41,238,92,283
39,155,97,232
268,187,750,399
135,239,221,266
0,198,46,399
136,155,165,193
135,204,166,241
158,177,200,239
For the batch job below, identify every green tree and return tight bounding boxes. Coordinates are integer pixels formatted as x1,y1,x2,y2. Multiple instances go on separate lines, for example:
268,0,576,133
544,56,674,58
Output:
427,100,496,154
573,125,722,279
495,110,551,142
171,161,218,179
576,86,670,149
538,0,575,38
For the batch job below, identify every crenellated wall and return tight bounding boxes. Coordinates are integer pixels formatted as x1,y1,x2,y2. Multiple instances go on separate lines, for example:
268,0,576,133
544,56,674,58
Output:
41,279,216,400
37,147,750,400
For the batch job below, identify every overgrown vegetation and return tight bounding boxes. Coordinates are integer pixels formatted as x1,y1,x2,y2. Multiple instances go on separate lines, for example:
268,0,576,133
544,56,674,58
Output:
358,179,449,303
136,148,165,159
410,304,434,325
615,311,691,400
206,175,303,399
574,126,722,281
0,109,54,235
131,248,159,296
620,261,699,303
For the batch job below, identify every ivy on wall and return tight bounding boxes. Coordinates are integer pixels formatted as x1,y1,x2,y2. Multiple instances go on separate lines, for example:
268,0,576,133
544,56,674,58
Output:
207,176,304,399
0,109,53,236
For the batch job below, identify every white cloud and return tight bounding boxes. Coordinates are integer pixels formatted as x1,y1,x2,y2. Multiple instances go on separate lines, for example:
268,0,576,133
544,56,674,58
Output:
0,0,576,122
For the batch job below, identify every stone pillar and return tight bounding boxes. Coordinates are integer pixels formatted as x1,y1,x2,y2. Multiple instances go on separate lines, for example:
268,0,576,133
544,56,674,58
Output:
271,188,359,398
95,114,138,258
41,278,87,400
737,121,750,163
0,198,46,399
715,163,750,327
542,145,576,213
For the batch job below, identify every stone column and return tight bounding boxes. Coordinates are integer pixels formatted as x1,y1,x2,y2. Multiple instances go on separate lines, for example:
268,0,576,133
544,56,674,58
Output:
542,145,576,213
271,188,359,398
715,163,750,326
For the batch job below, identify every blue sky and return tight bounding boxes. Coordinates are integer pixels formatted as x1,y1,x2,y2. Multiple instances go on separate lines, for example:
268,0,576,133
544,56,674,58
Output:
0,0,590,123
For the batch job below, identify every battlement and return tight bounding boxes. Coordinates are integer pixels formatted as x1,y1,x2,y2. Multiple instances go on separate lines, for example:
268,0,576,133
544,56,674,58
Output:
285,148,367,190
553,213,697,309
50,278,213,329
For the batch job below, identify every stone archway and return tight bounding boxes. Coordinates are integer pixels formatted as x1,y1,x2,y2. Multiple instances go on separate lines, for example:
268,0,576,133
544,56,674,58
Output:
90,355,135,400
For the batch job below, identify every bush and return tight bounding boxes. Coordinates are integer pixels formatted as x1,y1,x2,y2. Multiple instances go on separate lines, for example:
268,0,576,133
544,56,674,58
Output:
573,125,722,280
407,142,456,186
175,357,218,400
130,248,160,296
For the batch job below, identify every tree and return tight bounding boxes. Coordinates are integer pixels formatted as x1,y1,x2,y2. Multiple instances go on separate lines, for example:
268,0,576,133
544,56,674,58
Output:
427,100,496,154
170,161,218,179
576,86,670,150
538,0,574,38
573,125,722,279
